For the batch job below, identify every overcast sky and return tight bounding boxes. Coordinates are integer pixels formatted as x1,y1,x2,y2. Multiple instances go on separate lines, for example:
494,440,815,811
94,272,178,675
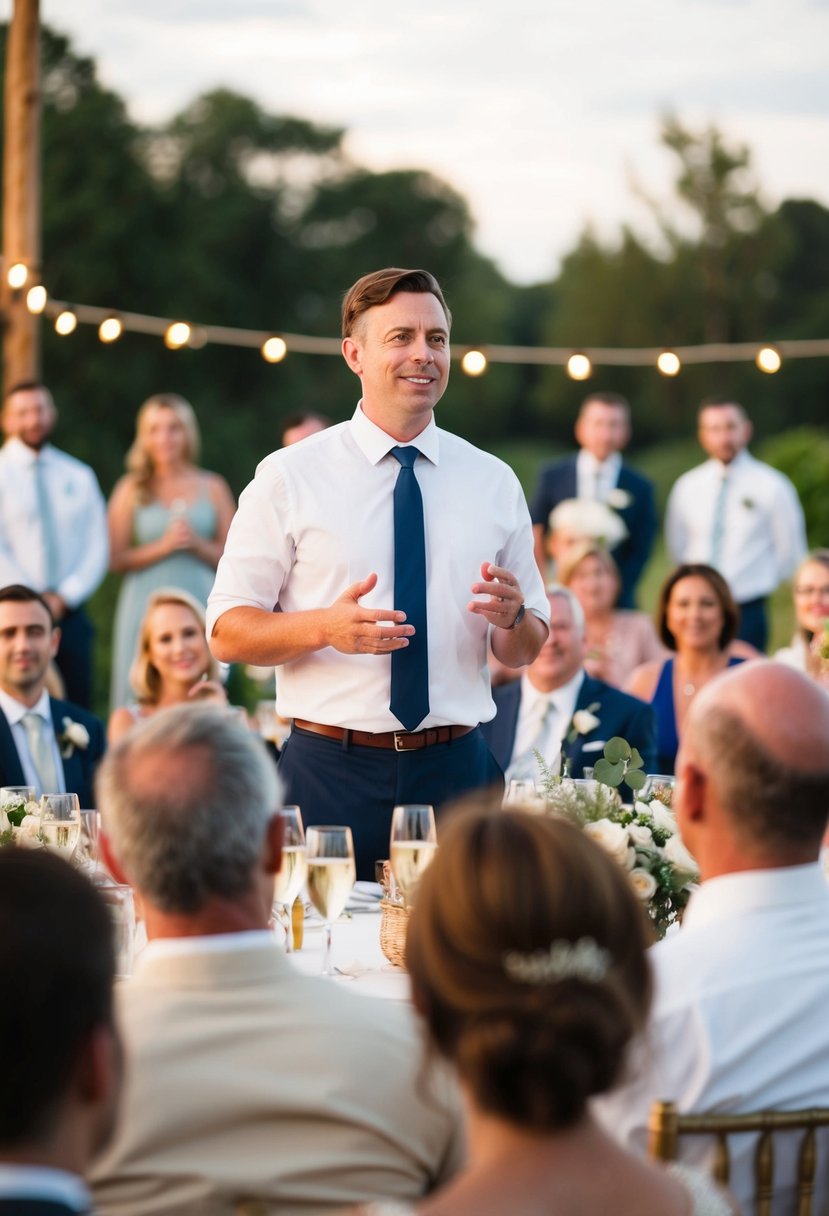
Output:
7,0,829,283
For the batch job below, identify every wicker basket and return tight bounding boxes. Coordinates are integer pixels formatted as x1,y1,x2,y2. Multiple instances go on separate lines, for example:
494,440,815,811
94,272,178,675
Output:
379,898,409,968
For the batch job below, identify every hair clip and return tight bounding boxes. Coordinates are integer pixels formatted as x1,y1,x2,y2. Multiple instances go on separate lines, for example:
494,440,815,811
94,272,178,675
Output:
503,936,610,985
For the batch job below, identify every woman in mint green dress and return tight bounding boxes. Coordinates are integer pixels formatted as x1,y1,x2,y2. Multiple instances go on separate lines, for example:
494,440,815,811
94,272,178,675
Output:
108,393,235,709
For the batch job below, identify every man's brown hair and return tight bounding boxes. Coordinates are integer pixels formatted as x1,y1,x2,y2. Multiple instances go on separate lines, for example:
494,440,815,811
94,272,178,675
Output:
341,268,451,338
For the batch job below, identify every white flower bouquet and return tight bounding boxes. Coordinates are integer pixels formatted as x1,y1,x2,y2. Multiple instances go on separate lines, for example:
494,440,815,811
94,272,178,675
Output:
537,741,698,937
0,790,44,849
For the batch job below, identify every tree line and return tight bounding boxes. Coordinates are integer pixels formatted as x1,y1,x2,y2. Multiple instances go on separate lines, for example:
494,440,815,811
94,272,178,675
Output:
1,23,827,504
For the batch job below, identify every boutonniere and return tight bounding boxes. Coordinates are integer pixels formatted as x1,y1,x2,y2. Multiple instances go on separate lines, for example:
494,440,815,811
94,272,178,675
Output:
606,488,632,510
741,497,755,510
58,717,90,759
566,703,601,745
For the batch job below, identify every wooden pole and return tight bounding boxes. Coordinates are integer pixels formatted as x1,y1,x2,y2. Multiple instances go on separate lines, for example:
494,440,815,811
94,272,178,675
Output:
2,0,41,392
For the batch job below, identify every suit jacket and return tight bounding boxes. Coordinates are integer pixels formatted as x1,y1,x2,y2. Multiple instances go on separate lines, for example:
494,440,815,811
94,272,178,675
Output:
481,672,657,780
529,455,657,608
0,698,105,808
90,942,463,1216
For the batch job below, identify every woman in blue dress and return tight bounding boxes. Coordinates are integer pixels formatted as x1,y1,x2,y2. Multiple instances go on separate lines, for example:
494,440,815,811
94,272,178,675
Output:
108,393,235,709
628,564,749,774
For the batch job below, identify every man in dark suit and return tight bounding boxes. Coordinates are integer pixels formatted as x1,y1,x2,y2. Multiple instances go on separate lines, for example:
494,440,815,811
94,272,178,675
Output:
0,849,121,1213
0,586,104,807
529,391,657,608
481,586,656,783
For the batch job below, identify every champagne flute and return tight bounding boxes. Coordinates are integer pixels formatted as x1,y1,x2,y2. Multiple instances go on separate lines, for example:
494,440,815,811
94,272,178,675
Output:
306,826,356,976
389,804,437,905
272,805,307,952
79,809,101,874
39,793,81,860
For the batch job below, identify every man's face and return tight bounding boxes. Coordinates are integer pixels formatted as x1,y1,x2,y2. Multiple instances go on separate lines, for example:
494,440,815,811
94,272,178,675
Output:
697,405,751,465
574,401,630,462
527,594,585,692
341,291,450,440
2,387,56,450
0,599,59,701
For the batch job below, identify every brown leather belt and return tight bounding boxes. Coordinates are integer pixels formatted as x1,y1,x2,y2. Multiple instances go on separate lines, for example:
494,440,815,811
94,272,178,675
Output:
293,719,475,753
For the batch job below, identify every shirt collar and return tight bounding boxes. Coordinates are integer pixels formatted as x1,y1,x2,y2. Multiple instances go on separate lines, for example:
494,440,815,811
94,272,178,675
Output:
140,929,276,962
350,402,440,467
523,667,585,710
0,1164,91,1209
707,448,752,476
577,449,622,480
682,863,829,933
0,686,51,727
1,436,53,464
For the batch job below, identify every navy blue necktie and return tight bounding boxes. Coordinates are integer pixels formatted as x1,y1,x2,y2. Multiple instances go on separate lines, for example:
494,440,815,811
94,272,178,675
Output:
389,446,430,731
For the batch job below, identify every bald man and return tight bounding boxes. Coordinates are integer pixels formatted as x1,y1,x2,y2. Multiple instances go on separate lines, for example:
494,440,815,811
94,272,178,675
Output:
595,661,829,1212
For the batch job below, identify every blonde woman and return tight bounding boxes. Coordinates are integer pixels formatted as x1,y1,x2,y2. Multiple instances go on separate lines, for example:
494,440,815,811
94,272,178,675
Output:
108,589,227,744
774,550,829,686
108,393,235,708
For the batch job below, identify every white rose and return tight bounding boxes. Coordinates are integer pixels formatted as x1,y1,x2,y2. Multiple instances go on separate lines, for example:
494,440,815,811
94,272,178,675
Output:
628,823,654,848
16,814,43,848
607,488,632,510
663,833,700,877
624,846,637,871
0,807,10,832
649,801,677,834
584,818,629,863
629,868,658,901
571,710,600,735
62,718,90,749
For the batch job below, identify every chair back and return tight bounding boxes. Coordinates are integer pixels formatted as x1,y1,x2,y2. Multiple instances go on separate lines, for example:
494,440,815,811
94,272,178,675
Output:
649,1100,829,1216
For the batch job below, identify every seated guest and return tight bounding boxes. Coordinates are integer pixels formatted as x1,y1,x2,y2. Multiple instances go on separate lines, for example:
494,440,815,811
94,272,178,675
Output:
774,549,829,687
559,541,666,688
0,584,105,804
91,705,463,1215
0,849,121,1213
481,586,656,784
595,661,829,1212
359,802,731,1215
108,588,228,743
628,564,751,775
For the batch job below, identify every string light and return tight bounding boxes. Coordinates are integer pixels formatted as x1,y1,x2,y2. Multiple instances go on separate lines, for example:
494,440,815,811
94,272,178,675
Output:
26,284,47,314
7,262,28,289
756,346,781,374
657,351,681,377
165,321,191,350
98,316,123,343
54,309,77,336
567,353,592,381
461,349,487,377
262,336,287,363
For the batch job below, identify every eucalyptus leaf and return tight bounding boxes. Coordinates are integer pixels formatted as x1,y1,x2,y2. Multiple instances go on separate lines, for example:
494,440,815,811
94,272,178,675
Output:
628,748,644,771
604,737,630,765
627,768,648,791
593,757,624,786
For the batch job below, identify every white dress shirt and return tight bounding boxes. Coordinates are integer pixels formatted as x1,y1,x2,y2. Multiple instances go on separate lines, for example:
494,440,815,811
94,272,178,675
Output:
0,437,108,606
594,864,829,1214
509,669,585,775
208,404,548,731
0,1165,91,1211
576,449,622,502
665,449,807,602
0,686,66,794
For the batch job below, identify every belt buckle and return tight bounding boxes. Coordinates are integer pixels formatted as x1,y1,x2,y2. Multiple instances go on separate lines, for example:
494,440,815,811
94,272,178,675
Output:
394,730,414,752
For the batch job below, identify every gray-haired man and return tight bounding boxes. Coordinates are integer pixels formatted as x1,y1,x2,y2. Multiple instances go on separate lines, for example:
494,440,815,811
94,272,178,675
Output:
90,704,462,1216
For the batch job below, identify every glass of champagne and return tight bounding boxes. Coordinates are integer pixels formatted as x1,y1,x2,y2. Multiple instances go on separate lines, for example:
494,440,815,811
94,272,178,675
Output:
306,826,356,976
272,806,307,952
79,809,101,874
390,804,437,905
39,793,81,860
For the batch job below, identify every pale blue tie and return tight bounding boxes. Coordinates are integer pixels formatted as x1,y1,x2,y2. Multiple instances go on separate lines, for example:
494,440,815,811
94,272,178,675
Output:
22,712,59,796
33,456,60,588
710,472,729,567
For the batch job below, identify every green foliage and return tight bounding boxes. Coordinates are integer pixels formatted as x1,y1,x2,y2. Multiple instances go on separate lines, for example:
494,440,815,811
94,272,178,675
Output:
593,737,647,791
757,427,829,547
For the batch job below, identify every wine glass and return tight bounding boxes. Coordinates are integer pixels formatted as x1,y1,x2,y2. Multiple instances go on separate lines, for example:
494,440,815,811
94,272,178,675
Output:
272,805,307,952
78,809,101,874
642,774,676,806
99,883,136,979
39,793,81,860
306,826,356,976
389,804,437,905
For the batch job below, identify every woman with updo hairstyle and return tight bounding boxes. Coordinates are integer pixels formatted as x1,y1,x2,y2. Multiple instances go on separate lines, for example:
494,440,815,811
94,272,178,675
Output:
359,801,731,1216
